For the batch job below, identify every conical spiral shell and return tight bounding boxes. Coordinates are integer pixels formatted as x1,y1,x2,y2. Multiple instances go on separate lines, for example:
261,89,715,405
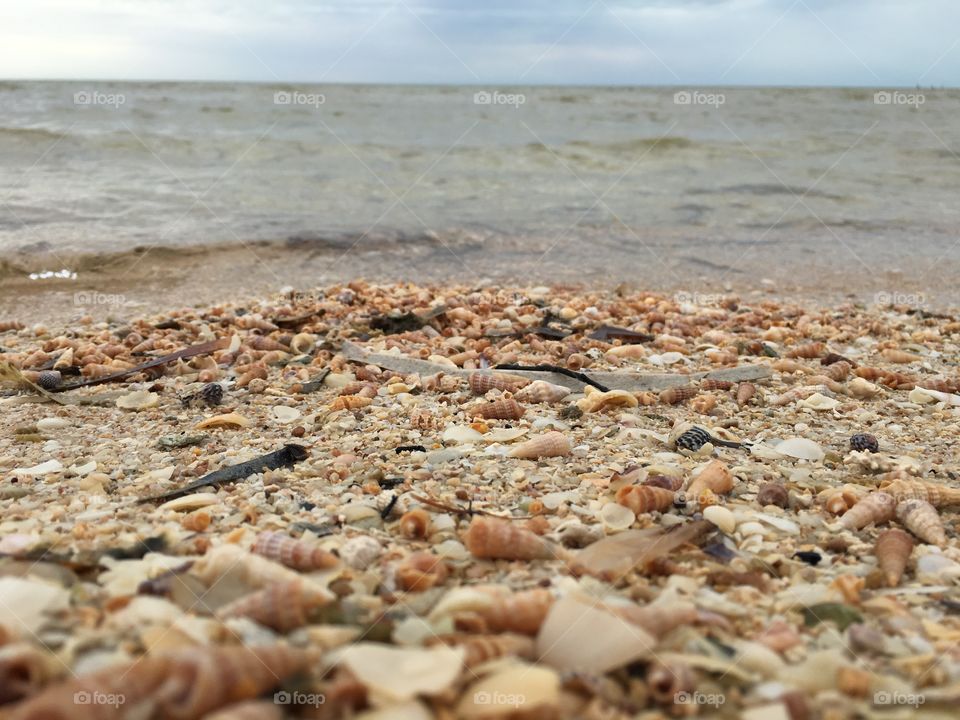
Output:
464,516,557,560
614,602,699,639
577,388,639,412
875,528,914,587
426,633,536,668
896,499,946,546
686,460,734,497
881,348,921,364
471,398,525,420
467,588,555,635
8,645,311,720
329,395,373,411
251,531,338,571
192,543,315,590
468,372,529,394
507,431,571,459
736,382,756,407
701,379,734,391
658,386,698,405
824,361,852,382
395,551,449,592
785,342,825,359
615,485,676,515
881,480,960,507
840,492,897,530
217,579,333,631
513,380,571,404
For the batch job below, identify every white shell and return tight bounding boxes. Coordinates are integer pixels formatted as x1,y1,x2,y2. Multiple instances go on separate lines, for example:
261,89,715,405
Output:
600,502,635,532
272,406,302,423
798,392,840,411
703,505,737,534
37,418,70,431
115,390,160,410
13,459,63,475
158,492,220,512
772,437,825,462
442,425,484,444
338,644,463,703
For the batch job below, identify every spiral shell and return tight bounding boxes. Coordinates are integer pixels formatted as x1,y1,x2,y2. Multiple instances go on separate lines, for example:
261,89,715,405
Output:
192,543,320,590
701,378,734,391
398,508,431,539
644,473,684,492
896,499,946,546
875,528,914,587
0,320,24,332
785,342,825,359
819,485,867,515
577,387,639,412
0,643,63,704
251,531,338,571
508,431,571,459
8,645,311,720
236,315,279,331
513,380,571,404
289,332,316,355
615,602,699,638
646,661,696,704
236,365,268,388
658,386,697,405
824,361,852,382
919,377,960,394
840,492,896,530
395,551,449,592
468,372,528,394
881,348,921,364
217,579,333,631
180,510,212,533
471,398,525,420
329,395,373,411
463,588,555,635
80,363,117,379
690,393,717,414
464,516,557,560
615,485,675,515
756,483,789,508
426,633,536,668
686,460,734,497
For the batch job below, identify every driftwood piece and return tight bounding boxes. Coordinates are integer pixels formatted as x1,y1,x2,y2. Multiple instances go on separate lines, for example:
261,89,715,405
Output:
340,341,771,391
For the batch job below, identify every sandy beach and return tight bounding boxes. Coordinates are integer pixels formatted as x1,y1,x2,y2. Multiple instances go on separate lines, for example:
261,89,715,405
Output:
2,281,960,718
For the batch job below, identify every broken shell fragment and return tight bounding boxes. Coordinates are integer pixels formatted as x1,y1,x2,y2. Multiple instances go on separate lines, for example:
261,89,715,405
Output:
507,431,571,459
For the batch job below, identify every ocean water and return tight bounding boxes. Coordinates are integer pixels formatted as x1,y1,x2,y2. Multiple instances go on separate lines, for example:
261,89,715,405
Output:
1,81,958,278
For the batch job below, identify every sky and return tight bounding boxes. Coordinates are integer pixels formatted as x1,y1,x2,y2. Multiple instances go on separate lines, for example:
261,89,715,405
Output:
0,0,957,86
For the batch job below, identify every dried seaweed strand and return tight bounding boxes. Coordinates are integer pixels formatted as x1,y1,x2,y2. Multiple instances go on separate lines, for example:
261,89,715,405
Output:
493,364,611,392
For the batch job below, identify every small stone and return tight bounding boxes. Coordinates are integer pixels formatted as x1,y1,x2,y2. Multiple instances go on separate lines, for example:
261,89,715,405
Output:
849,433,879,453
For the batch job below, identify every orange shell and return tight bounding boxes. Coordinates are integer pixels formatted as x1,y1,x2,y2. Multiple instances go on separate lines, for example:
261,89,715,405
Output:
615,485,676,515
896,499,946,546
468,373,528,394
881,480,960,507
658,386,698,405
395,551,449,592
686,460,734,496
0,642,62,704
251,531,339,571
398,508,431,539
466,588,555,635
217,579,333,631
507,431,571,459
329,395,373,411
0,320,25,332
471,398,525,420
785,342,825,359
824,361,852,382
875,528,914,587
180,510,212,533
700,378,734,391
464,516,556,560
840,492,896,530
881,348,921,364
736,382,757,407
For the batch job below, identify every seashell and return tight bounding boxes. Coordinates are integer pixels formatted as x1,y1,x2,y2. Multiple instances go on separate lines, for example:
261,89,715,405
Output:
757,483,789,508
203,701,283,720
468,372,528,394
687,460,734,497
615,485,675,515
831,574,865,604
819,485,867,515
338,643,463,706
840,492,897,530
704,348,738,364
514,380,570,404
251,531,338,571
0,642,63,704
773,437,825,462
614,602,699,638
919,377,960,394
703,505,736,533
217,579,333,631
658,385,697,405
79,363,117,379
468,588,556,635
329,395,373,411
236,315,279,331
881,348,921,363
399,508,431,539
690,393,717,413
848,377,881,399
395,551,449,592
192,543,321,590
195,412,250,429
605,344,647,360
576,387,638,412
0,320,24,332
880,479,960,507
785,342,825,359
8,644,311,720
837,666,872,698
236,365,268,388
634,390,658,405
426,633,536,668
115,390,160,410
850,433,879,453
507,431,571,459
599,502,636,531
701,378,734,391
339,381,378,397
824,361,852,382
896,499,946,546
643,473,684,492
180,509,212,532
875,528,914,587
52,348,74,370
736,382,756,407
471,398,524,420
289,332,316,354
798,392,840,411
464,516,558,560
646,661,696,704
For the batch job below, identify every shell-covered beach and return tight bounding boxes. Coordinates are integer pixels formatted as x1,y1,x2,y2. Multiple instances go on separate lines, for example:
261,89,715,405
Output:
2,281,960,719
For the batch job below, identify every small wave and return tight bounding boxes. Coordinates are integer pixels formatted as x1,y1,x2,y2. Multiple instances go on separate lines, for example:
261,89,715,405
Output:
567,136,695,152
0,126,71,142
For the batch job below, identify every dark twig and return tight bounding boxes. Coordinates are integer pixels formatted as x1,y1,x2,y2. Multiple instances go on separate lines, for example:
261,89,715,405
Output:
493,363,610,392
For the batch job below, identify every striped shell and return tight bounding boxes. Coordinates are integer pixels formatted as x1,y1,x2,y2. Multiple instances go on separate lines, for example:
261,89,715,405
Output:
217,579,333,631
881,348,921,364
468,372,528,394
507,431,571,459
785,342,825,359
700,378,734,391
896,499,946,546
840,492,897,530
881,480,960,507
329,395,373,411
0,320,24,332
395,551,450,592
471,398,525,420
7,645,311,720
577,387,639,412
426,633,536,668
464,516,557,560
615,485,675,515
686,460,734,497
824,361,852,382
658,386,698,405
513,380,571,404
252,531,338,571
918,377,960,394
192,543,316,589
339,381,378,397
465,588,555,635
875,528,914,587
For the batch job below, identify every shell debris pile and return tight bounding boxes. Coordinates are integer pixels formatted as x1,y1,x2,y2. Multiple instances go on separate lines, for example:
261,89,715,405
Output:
3,281,960,718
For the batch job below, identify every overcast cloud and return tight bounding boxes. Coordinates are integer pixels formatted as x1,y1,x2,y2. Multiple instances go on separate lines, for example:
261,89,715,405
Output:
0,0,956,85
